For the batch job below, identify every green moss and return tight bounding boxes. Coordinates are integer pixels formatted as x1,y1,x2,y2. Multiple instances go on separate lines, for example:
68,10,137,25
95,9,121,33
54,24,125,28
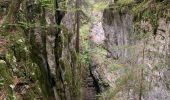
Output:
35,63,49,99
99,72,132,100
59,59,72,86
93,1,108,11
0,61,16,99
69,48,81,100
69,48,78,64
116,0,134,6
0,62,13,84
23,88,38,100
131,1,170,34
108,0,170,35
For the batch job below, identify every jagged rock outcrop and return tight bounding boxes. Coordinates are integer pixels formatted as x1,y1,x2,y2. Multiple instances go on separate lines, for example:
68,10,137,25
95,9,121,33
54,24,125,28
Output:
88,2,170,100
0,0,81,99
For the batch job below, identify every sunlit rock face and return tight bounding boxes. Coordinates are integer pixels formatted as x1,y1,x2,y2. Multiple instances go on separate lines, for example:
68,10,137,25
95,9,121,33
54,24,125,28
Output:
89,4,170,100
141,19,170,100
89,11,105,45
103,8,133,59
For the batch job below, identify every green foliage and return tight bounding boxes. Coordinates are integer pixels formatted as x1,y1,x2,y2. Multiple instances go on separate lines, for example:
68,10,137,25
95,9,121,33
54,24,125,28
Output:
116,0,134,6
153,62,167,70
40,0,52,7
1,0,169,99
133,30,152,40
93,1,108,11
0,29,43,99
0,62,12,84
106,0,170,36
23,89,37,100
0,60,16,99
17,21,30,29
99,70,132,100
39,0,54,10
60,59,73,87
131,0,170,34
69,48,82,99
80,24,90,65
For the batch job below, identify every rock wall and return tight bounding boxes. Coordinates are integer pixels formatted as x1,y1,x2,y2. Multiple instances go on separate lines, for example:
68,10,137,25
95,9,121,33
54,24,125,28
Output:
89,4,170,100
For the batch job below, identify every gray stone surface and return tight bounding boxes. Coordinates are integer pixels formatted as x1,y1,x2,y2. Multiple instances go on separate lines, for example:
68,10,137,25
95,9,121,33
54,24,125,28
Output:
88,5,170,100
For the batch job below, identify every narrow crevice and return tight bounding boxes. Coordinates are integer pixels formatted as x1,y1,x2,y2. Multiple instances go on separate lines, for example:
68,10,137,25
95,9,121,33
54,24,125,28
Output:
82,67,98,100
89,67,101,94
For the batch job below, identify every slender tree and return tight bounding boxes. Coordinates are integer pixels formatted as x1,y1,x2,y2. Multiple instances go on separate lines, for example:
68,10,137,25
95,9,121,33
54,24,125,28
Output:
75,0,80,53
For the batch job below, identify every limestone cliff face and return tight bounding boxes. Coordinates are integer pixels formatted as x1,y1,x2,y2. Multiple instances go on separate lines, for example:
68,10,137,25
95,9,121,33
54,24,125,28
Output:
138,19,170,100
89,4,170,100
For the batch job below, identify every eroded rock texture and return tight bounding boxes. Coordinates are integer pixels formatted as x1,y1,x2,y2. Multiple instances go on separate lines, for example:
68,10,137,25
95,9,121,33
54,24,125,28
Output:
89,4,170,100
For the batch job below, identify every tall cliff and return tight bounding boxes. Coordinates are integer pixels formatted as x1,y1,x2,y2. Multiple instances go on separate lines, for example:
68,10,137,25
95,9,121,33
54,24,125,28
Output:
87,0,170,100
